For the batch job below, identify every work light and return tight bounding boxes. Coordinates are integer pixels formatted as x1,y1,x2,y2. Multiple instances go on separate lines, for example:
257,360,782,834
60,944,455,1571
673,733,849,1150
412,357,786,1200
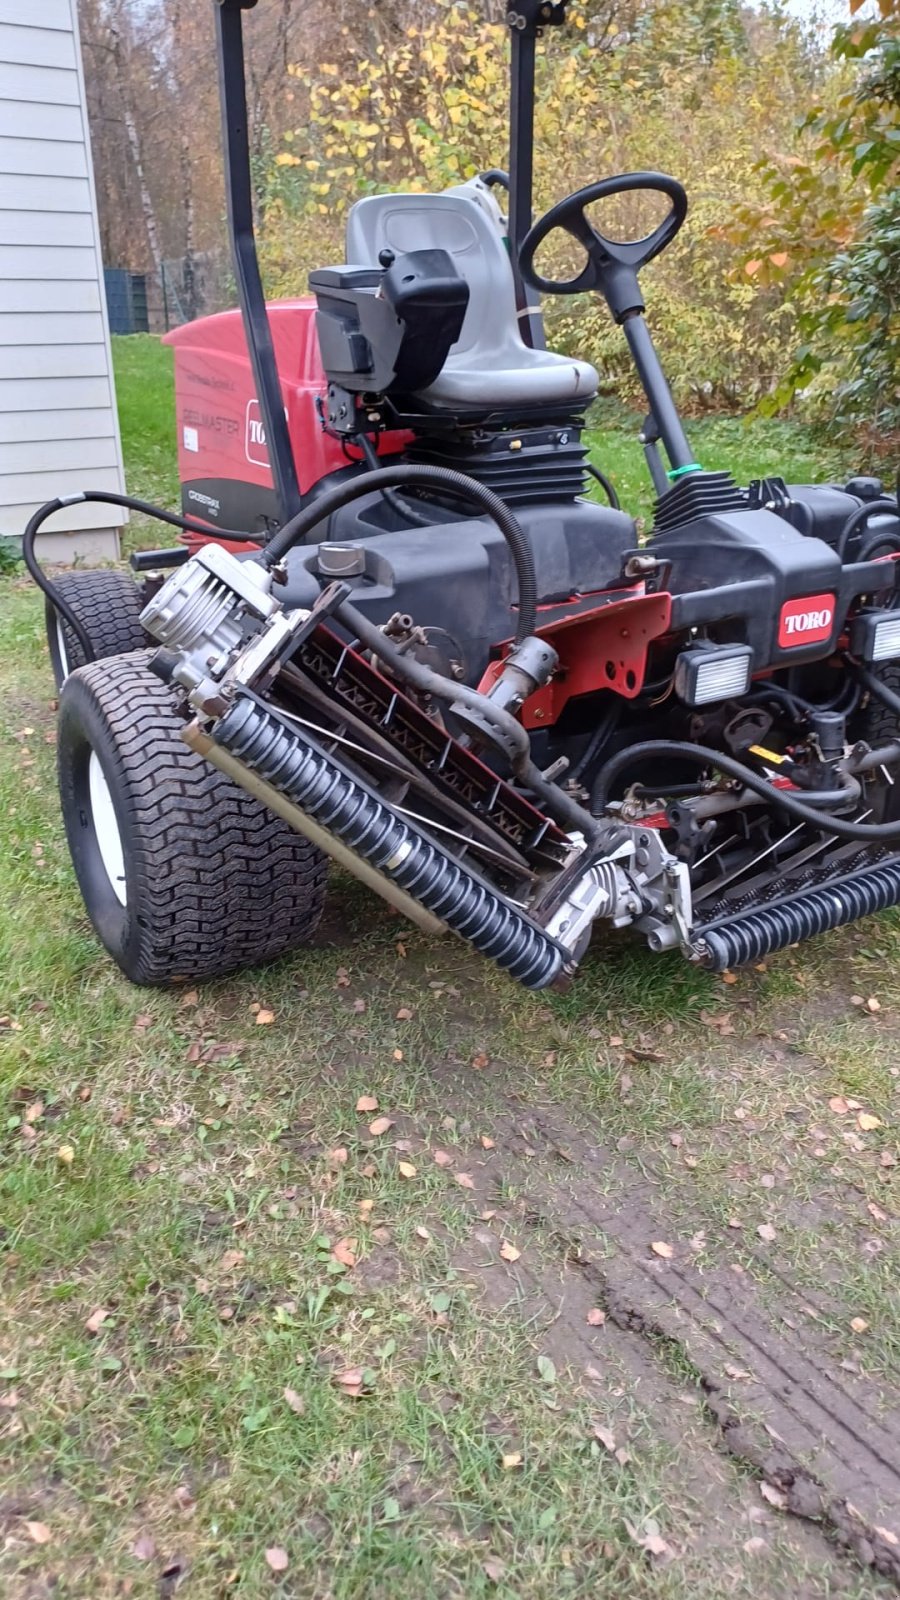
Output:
851,610,900,664
674,644,754,707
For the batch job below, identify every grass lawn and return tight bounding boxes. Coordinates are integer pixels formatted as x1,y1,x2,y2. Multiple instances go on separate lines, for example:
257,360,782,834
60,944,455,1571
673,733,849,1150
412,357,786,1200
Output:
1,337,898,1598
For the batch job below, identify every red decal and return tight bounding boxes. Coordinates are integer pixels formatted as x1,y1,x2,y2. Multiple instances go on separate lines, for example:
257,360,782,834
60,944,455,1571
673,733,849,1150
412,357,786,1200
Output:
777,593,836,649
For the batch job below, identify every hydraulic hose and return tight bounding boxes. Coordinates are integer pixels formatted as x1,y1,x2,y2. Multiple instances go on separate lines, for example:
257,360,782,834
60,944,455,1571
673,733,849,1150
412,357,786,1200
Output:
591,738,900,842
334,595,598,840
355,434,435,529
836,498,899,561
23,490,261,664
585,462,621,511
261,463,538,642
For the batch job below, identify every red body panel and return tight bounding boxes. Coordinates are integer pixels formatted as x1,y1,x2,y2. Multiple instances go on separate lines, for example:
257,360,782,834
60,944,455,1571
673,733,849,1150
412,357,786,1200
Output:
164,300,409,544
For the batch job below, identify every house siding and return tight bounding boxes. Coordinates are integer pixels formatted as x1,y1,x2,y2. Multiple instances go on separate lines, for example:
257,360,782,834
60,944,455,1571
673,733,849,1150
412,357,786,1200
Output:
0,3,126,557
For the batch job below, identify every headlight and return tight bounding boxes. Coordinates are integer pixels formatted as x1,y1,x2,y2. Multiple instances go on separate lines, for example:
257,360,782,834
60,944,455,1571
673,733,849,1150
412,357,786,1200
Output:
674,644,753,707
851,609,900,664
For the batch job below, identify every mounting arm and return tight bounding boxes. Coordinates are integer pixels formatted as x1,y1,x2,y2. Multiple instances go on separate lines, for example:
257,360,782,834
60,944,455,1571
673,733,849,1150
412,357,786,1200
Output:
214,0,304,525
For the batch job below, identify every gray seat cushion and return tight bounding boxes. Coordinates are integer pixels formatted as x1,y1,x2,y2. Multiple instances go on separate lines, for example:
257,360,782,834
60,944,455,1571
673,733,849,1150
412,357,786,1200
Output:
345,180,598,411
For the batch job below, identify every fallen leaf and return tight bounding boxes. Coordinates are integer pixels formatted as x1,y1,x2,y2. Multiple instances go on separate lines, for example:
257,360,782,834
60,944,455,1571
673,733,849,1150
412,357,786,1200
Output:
392,1049,404,1062
327,1147,348,1168
760,1482,787,1509
483,1557,506,1583
331,1237,358,1269
396,1007,413,1020
132,1532,156,1561
850,1316,869,1334
875,1527,899,1547
669,1132,683,1148
722,969,738,984
56,1144,74,1165
180,989,199,1008
356,1094,379,1112
84,1306,110,1336
368,1116,394,1137
255,1008,276,1026
23,1101,44,1124
499,1240,520,1263
593,1424,616,1452
336,967,351,987
397,1161,417,1179
471,1052,489,1070
858,1113,882,1131
757,1223,777,1242
219,1249,246,1272
501,1451,522,1469
866,996,881,1013
173,1485,196,1515
265,1547,289,1573
415,1225,430,1241
24,1521,52,1545
743,1536,767,1554
455,1172,475,1189
283,1387,305,1415
480,1135,495,1150
586,1308,606,1327
432,1149,453,1167
868,1201,888,1223
829,1095,850,1114
352,998,367,1014
651,1240,674,1259
760,1173,776,1189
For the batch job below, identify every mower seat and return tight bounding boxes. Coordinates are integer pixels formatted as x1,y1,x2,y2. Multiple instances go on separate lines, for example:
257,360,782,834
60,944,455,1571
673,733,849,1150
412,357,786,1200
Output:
345,181,599,413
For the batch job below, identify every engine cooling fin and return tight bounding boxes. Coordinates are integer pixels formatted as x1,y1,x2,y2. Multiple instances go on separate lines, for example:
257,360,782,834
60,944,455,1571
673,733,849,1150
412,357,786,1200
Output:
208,690,569,990
692,853,900,970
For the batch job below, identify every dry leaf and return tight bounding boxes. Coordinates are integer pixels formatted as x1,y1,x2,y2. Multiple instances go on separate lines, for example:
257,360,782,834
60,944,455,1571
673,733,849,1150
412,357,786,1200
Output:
84,1306,110,1336
397,1161,417,1179
850,1316,869,1334
867,996,881,1013
858,1113,882,1131
56,1144,74,1165
721,970,738,984
132,1532,156,1561
760,1482,786,1509
265,1547,289,1573
180,989,199,1008
352,998,366,1014
415,1225,430,1241
219,1249,246,1272
757,1223,777,1242
369,1116,394,1137
255,1009,275,1026
392,1049,404,1062
331,1237,358,1269
432,1149,453,1167
480,1135,495,1150
482,1557,506,1583
396,1007,413,1020
499,1240,520,1263
23,1101,44,1124
455,1172,475,1189
336,967,351,987
743,1536,767,1554
356,1094,379,1112
501,1451,522,1469
24,1521,52,1545
586,1308,606,1327
283,1387,305,1415
875,1527,899,1547
471,1052,489,1070
327,1147,348,1168
868,1201,888,1223
593,1424,616,1452
650,1240,674,1259
829,1095,850,1113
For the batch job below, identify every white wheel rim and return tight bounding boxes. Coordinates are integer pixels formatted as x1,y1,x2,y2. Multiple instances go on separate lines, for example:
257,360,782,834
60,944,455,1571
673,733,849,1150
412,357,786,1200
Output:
88,751,127,905
56,616,71,683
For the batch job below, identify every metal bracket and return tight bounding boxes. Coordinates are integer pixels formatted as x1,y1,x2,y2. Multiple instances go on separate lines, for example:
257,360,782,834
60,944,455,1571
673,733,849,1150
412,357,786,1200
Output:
506,2,568,33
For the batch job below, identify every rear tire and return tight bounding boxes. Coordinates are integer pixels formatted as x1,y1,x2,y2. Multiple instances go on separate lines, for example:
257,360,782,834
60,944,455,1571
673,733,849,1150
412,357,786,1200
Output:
57,652,328,984
853,662,900,823
46,570,149,689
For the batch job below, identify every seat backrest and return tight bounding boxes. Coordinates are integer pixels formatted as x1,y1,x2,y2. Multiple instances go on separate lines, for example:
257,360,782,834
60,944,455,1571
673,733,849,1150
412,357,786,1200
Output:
345,179,525,366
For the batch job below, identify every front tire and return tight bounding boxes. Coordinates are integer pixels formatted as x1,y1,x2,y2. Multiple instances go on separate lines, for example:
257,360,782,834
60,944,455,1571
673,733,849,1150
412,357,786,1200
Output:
57,652,328,984
852,662,900,823
46,570,149,689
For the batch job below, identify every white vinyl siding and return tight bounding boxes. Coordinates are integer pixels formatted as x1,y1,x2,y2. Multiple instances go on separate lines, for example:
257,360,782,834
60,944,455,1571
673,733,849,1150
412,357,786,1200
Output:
0,7,125,547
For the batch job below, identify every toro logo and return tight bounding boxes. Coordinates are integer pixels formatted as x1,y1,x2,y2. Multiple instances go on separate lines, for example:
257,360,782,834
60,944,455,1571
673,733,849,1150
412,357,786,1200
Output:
245,398,269,468
777,593,836,649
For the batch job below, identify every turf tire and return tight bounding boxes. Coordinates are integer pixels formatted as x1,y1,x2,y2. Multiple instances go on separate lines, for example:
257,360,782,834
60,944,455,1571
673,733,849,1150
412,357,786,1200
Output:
853,662,900,823
46,570,149,688
57,651,328,984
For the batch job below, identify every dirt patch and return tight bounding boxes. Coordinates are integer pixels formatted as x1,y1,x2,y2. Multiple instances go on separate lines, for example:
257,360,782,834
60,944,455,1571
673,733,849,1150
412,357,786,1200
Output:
438,1097,900,1586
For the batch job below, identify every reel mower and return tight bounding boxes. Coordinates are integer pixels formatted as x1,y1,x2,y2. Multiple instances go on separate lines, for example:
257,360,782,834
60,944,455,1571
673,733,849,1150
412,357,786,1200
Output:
29,0,900,989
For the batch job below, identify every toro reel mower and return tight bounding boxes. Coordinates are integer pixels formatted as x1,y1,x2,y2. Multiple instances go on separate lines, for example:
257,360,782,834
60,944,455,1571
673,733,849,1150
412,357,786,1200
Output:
27,0,900,991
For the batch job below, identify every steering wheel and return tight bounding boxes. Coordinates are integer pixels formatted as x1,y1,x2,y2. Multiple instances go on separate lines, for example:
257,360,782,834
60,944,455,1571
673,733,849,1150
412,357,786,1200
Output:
519,172,687,318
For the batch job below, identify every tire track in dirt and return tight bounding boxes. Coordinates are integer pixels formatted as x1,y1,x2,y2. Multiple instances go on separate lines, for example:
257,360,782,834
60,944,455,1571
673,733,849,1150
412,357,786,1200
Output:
448,1100,900,1584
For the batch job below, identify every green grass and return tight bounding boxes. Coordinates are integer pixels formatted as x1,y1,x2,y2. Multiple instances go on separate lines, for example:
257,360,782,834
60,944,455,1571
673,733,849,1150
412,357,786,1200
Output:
1,336,898,1598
